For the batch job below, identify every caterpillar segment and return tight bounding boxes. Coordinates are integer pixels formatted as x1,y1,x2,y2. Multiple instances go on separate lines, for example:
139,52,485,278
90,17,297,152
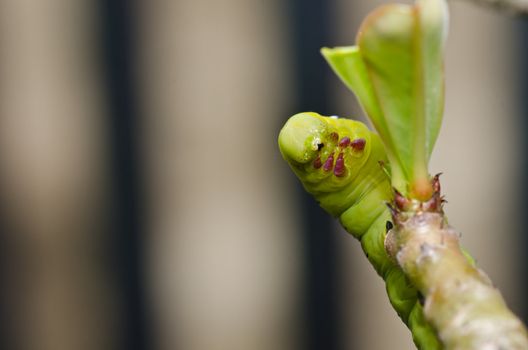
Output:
278,112,440,349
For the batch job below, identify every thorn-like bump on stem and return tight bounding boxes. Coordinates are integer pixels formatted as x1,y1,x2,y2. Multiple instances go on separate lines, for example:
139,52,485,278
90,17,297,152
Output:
386,202,398,218
432,173,442,193
394,189,410,210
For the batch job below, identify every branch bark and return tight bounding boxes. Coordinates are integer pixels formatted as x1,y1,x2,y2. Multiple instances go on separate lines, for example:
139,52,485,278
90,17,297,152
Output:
385,185,528,349
456,0,528,16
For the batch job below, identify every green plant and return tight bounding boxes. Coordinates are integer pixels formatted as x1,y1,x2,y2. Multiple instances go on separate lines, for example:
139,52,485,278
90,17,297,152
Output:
278,0,528,348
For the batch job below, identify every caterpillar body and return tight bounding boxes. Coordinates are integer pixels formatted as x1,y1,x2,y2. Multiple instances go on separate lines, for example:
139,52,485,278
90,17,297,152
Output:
278,112,439,349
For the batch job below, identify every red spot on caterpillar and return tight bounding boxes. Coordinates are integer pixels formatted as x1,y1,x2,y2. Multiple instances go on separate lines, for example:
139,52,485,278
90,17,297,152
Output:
338,136,350,148
351,138,366,151
329,132,339,142
313,155,322,169
334,153,345,177
323,153,334,172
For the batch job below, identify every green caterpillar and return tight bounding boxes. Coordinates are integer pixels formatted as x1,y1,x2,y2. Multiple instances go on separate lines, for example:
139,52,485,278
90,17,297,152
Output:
278,112,440,349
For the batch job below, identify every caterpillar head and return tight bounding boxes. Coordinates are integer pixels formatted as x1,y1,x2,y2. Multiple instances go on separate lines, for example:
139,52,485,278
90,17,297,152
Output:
278,112,372,195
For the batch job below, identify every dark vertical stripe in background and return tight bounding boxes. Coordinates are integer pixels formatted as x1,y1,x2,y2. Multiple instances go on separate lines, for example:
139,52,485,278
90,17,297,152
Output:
287,0,345,349
99,1,149,349
517,19,528,324
0,214,13,349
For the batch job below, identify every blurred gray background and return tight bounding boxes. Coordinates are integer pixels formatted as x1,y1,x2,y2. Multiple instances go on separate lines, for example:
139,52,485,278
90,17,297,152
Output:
0,0,526,349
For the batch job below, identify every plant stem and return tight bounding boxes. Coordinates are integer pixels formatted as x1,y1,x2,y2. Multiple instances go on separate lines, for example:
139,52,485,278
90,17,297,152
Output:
385,181,528,349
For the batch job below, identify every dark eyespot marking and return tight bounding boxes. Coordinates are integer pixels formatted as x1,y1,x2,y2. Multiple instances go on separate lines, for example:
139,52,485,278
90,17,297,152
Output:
385,221,393,232
317,143,324,151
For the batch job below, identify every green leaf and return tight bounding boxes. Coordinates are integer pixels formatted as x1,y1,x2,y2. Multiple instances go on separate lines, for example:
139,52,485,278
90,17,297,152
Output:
321,46,406,192
322,1,448,199
416,0,448,159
